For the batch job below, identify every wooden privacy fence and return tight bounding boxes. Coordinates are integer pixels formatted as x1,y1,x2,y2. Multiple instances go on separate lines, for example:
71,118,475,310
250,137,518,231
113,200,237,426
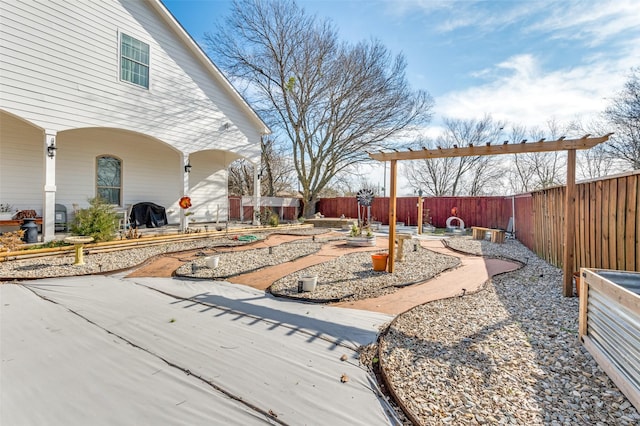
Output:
316,196,512,229
228,196,299,222
515,170,639,273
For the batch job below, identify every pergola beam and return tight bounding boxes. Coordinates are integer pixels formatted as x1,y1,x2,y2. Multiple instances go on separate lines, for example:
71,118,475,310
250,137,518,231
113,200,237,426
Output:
369,134,613,161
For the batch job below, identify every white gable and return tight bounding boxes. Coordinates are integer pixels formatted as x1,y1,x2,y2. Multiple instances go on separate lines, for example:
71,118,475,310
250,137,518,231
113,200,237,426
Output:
0,0,267,162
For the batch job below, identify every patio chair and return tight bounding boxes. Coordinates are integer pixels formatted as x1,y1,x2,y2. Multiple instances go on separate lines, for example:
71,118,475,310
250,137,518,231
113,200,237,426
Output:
117,204,133,231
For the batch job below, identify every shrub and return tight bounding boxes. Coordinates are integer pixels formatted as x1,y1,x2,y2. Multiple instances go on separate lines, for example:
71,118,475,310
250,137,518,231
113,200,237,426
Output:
268,212,279,227
70,197,118,242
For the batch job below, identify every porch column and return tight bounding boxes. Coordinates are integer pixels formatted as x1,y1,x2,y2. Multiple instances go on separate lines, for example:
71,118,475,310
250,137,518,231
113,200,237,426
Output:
253,165,261,225
182,154,190,231
42,130,57,242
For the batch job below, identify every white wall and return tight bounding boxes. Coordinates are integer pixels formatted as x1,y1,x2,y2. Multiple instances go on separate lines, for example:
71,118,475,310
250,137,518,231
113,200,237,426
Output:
187,150,229,222
56,128,183,223
0,0,262,163
0,113,45,214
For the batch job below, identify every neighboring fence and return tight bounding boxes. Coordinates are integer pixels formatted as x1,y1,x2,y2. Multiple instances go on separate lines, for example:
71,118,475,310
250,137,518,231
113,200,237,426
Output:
228,196,299,222
228,171,638,274
316,196,512,229
515,170,639,273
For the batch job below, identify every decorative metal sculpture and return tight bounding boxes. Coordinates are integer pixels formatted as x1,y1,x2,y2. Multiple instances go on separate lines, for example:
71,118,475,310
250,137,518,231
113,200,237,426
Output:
355,189,375,230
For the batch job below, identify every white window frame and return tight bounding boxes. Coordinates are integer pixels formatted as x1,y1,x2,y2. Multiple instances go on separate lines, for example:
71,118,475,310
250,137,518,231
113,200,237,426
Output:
96,155,123,206
119,32,150,89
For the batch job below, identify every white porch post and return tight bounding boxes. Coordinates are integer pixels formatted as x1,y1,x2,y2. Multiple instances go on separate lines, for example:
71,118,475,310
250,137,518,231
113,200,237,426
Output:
253,165,261,225
181,154,190,231
43,130,57,242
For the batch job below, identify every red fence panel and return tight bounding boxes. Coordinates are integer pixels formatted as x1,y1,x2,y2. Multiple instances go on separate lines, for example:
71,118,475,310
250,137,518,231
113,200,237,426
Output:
228,197,241,221
317,196,513,229
514,193,534,250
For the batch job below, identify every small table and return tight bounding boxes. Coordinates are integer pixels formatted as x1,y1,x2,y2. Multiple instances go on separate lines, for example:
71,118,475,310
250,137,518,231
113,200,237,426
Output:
64,236,94,265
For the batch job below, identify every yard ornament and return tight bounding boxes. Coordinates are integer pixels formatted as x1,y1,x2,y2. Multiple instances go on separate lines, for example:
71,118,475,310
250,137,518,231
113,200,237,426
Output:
451,206,458,217
179,196,192,209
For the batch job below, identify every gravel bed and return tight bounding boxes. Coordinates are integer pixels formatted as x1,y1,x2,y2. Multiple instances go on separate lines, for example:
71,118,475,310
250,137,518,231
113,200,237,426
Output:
269,242,460,302
175,239,325,279
0,229,327,280
380,236,640,425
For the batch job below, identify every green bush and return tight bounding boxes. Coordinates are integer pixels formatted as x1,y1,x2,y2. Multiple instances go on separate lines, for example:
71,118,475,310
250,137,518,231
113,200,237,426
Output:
268,212,279,227
70,197,119,242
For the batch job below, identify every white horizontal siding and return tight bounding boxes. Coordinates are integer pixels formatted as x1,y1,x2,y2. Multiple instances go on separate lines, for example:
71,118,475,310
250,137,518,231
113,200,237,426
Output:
187,150,229,221
55,127,183,223
0,0,262,163
0,113,45,213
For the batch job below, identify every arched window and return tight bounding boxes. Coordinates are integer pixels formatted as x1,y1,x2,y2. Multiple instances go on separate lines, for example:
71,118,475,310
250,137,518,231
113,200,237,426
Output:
96,156,122,205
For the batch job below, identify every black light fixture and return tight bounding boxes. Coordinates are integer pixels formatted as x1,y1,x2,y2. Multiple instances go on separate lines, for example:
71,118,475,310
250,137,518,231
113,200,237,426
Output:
184,161,192,173
418,189,423,197
47,138,57,158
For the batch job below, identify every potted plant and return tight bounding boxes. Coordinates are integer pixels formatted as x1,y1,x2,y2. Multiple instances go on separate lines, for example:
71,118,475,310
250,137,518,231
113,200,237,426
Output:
345,224,376,247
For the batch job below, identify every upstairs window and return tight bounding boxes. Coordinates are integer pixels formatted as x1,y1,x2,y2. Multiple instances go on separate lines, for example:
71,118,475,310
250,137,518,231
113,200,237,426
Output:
96,156,122,205
120,33,149,88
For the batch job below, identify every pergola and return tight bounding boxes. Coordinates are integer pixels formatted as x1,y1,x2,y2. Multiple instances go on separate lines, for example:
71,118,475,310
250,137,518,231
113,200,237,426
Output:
369,133,613,297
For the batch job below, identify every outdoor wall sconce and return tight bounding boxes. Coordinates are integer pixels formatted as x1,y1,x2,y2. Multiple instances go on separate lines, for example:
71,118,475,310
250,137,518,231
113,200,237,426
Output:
184,161,192,173
47,138,57,158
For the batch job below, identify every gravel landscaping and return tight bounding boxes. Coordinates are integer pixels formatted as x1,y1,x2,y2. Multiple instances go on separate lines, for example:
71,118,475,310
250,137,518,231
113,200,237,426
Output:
1,228,638,425
269,245,459,302
0,229,324,280
379,236,640,425
175,239,326,278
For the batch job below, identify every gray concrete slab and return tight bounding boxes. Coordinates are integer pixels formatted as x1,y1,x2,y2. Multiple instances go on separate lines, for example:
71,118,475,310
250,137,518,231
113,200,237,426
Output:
1,276,397,425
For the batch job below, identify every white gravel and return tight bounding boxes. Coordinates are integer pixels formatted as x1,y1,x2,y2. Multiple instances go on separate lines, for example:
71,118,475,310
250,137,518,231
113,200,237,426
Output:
175,239,327,279
269,242,459,302
380,236,640,425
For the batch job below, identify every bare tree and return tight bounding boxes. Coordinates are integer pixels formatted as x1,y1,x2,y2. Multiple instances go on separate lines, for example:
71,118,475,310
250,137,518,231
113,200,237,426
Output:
228,137,295,196
568,118,621,180
206,0,433,217
508,120,567,192
260,137,296,196
404,116,505,196
404,147,459,196
604,67,640,169
228,159,254,196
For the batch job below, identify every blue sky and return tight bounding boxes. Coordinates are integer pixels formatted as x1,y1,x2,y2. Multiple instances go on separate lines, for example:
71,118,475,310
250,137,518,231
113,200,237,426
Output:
163,0,640,135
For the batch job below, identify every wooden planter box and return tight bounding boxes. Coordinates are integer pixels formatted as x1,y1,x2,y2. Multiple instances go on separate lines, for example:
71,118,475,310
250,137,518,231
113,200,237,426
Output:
579,268,640,412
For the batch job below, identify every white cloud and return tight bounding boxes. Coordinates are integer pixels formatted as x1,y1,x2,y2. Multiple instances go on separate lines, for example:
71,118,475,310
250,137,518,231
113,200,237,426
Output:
435,53,631,132
531,0,640,46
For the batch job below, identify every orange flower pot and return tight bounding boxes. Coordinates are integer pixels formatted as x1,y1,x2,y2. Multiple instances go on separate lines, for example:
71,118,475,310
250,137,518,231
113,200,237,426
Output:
371,253,389,272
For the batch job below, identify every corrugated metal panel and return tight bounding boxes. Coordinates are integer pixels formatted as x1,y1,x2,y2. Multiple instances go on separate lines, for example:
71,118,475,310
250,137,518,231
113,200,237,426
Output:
587,288,640,389
583,269,640,409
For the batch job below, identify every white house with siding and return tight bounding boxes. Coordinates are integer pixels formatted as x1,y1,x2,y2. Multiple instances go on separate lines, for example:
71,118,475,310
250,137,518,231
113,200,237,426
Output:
0,0,269,241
